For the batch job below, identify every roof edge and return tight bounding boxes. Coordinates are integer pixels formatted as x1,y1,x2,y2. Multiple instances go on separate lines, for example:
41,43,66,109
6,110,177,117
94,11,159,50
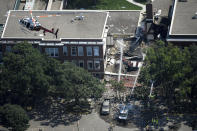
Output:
169,0,177,35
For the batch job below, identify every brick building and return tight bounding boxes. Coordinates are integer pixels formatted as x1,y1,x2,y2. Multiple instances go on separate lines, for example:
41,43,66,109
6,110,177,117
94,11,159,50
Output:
0,10,141,78
0,10,108,78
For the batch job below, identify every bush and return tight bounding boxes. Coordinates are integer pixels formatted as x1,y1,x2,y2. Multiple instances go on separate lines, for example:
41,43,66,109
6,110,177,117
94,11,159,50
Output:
0,104,29,131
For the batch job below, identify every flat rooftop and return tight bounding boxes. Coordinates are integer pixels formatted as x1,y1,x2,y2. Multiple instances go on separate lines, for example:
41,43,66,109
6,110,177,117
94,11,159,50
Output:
169,0,197,35
0,0,16,24
2,10,108,40
152,0,172,17
107,11,140,35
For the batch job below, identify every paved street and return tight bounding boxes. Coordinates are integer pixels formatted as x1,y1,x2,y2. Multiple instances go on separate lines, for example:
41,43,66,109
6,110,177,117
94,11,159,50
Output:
27,108,139,131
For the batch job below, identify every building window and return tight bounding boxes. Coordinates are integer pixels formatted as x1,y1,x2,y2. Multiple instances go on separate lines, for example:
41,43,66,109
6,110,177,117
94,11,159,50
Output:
55,48,58,56
86,46,92,56
87,60,93,70
45,48,49,55
45,48,59,57
0,52,2,62
6,46,12,52
71,46,77,56
94,60,100,70
78,46,84,56
0,45,2,52
63,46,68,56
93,46,99,56
78,60,84,68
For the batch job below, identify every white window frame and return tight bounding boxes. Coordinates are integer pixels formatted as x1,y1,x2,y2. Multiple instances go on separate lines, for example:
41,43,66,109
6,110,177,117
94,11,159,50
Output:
45,48,59,57
78,60,84,68
94,60,100,70
63,46,68,56
87,60,93,70
93,46,99,56
71,46,77,56
86,46,92,56
78,46,84,56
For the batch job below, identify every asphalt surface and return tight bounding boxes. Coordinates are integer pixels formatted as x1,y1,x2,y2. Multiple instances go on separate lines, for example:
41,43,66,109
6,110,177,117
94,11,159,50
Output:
27,108,139,131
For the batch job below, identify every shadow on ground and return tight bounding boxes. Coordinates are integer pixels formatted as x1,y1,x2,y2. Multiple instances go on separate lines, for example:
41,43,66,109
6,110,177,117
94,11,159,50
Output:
128,97,197,131
28,98,92,127
96,97,197,130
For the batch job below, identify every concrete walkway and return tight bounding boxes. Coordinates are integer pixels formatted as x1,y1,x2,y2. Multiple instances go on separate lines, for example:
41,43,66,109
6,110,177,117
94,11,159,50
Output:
126,0,146,26
126,0,146,12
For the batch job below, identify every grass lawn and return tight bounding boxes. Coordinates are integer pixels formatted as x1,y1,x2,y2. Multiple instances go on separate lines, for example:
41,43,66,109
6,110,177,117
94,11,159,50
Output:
67,0,142,10
93,0,142,10
133,0,147,5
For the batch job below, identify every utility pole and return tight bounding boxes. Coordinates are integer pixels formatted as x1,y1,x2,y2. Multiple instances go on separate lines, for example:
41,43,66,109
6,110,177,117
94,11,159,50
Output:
118,46,123,82
116,39,125,101
149,80,154,97
77,120,79,131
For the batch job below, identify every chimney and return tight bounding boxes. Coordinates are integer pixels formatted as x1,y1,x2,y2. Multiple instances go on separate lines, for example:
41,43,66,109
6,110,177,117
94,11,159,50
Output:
146,4,153,23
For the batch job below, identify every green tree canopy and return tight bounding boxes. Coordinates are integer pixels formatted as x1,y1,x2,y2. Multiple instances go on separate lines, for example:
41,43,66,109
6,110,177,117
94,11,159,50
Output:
0,104,29,131
0,42,50,106
0,42,105,108
110,80,126,99
110,80,126,93
62,62,105,104
138,41,192,104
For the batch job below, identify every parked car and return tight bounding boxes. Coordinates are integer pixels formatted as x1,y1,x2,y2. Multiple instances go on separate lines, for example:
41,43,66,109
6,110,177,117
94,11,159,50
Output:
118,105,129,120
101,99,110,115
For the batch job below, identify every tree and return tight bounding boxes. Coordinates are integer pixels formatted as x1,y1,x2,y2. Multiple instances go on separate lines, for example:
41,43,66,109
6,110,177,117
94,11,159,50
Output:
110,80,126,100
187,45,197,108
138,41,192,104
0,42,105,109
0,104,29,131
62,62,105,105
44,57,70,99
1,42,50,106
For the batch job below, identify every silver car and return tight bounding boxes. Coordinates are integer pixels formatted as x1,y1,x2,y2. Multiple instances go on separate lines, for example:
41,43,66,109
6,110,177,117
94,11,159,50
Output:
118,105,129,120
101,99,110,115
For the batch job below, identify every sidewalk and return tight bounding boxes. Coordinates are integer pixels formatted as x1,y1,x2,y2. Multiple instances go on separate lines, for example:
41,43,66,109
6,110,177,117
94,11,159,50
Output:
126,0,146,26
126,0,145,12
